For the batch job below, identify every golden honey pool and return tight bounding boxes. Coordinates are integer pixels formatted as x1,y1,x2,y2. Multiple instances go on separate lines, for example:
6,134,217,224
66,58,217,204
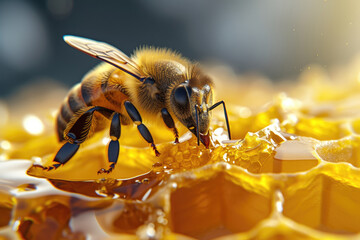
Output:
1,59,360,239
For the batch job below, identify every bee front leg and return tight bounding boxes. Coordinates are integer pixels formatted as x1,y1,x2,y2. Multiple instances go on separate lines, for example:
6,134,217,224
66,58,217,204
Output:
161,108,179,143
124,101,160,156
98,112,121,174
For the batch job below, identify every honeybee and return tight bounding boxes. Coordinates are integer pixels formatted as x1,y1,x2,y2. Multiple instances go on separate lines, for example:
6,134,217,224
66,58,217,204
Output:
44,36,231,174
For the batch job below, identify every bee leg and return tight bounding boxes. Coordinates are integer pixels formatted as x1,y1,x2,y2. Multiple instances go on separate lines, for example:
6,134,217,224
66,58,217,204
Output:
195,104,200,146
44,106,108,171
161,108,179,143
124,101,160,156
41,140,80,171
98,112,121,174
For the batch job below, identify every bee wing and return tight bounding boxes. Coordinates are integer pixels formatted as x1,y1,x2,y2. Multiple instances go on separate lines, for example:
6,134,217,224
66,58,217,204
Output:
63,35,144,80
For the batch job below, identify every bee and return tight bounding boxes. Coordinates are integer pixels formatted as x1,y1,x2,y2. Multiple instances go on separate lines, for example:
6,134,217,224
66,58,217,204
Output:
44,36,231,174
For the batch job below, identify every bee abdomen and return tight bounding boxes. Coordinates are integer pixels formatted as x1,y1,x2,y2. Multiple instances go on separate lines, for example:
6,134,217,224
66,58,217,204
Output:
56,84,88,141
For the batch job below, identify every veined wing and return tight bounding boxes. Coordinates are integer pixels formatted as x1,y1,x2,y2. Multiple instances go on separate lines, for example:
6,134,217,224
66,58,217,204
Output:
64,35,144,80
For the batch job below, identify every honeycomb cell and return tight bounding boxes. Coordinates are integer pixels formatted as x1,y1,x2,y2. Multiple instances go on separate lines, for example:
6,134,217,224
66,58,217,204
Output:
0,197,12,228
315,136,360,167
156,136,211,171
211,123,280,173
169,165,272,239
96,202,152,234
17,202,75,240
211,123,320,174
270,139,319,173
286,117,351,141
282,164,360,234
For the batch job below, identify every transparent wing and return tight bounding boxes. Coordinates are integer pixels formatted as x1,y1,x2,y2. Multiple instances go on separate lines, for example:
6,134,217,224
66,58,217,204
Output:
63,35,144,80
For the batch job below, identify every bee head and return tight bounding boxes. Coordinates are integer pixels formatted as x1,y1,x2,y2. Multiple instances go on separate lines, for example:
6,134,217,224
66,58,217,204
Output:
169,81,213,148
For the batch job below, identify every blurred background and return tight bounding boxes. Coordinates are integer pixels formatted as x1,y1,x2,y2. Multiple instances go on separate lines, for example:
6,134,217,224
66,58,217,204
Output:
1,0,360,98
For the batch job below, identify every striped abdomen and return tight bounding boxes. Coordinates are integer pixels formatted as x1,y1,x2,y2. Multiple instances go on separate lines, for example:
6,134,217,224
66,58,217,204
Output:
56,63,130,142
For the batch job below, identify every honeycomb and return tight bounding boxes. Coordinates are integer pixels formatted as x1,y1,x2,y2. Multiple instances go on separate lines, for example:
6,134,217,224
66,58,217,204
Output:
1,59,360,239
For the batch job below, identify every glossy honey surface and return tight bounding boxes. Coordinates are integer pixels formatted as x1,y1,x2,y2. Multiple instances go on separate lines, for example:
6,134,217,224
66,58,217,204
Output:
1,59,360,239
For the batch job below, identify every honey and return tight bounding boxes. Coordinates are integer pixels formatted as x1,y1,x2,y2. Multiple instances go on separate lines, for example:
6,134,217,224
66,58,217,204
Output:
2,60,360,239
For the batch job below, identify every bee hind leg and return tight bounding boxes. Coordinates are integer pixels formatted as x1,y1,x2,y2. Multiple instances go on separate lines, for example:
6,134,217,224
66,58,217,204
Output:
161,108,179,144
124,101,160,156
44,106,110,171
41,141,80,171
98,112,121,174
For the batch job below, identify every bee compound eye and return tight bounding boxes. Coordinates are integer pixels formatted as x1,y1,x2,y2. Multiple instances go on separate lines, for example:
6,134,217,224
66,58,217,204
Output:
173,86,190,107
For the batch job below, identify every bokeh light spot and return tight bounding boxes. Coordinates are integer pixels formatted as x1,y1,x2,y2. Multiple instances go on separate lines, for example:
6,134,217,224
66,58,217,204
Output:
22,115,44,135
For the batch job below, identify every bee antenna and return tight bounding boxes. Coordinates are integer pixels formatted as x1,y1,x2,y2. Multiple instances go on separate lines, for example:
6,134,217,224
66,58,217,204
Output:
195,104,200,146
209,101,231,140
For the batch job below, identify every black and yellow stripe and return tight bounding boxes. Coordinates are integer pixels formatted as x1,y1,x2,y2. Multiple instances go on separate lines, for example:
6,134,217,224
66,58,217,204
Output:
55,64,131,142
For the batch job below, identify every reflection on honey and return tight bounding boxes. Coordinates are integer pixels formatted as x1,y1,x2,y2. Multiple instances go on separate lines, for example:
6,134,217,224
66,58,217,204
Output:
2,60,360,239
